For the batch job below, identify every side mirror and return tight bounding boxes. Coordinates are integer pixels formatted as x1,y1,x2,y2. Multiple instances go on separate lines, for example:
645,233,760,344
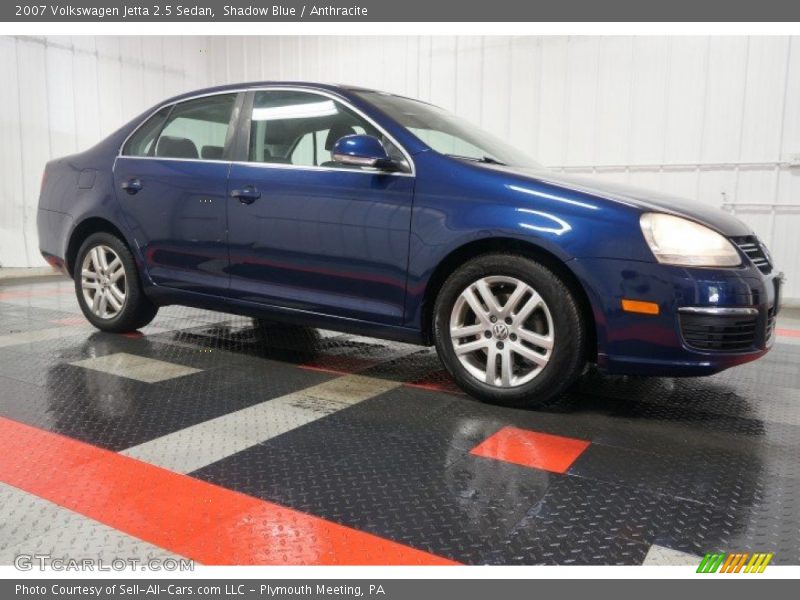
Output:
332,134,398,171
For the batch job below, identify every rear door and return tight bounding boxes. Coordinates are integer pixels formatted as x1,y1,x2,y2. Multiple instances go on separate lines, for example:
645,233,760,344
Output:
113,93,239,294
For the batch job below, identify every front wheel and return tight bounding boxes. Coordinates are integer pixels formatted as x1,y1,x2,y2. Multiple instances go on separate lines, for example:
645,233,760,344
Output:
433,253,586,408
74,232,158,333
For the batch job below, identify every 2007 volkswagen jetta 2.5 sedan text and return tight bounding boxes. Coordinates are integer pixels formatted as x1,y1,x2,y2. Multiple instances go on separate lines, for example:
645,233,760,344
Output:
37,82,782,408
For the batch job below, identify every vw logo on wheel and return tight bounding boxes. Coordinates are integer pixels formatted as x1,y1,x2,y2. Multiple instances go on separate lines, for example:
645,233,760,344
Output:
492,322,510,340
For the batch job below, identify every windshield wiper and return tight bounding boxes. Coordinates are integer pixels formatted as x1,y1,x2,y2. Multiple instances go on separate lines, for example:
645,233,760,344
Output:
445,154,508,166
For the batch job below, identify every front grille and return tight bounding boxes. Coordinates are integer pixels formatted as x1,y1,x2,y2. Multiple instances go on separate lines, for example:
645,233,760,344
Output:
679,313,758,352
733,236,772,273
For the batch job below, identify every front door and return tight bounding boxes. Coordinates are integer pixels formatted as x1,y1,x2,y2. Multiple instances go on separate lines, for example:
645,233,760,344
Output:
226,89,415,324
114,93,238,294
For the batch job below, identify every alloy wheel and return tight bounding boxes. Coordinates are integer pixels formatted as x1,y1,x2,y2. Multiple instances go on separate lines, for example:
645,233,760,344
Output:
80,245,127,319
449,276,554,388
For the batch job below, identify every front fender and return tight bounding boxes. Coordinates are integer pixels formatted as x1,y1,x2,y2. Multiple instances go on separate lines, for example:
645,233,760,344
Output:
405,153,650,332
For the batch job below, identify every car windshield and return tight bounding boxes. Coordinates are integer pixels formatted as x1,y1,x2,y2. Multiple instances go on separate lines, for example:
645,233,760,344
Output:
356,91,542,169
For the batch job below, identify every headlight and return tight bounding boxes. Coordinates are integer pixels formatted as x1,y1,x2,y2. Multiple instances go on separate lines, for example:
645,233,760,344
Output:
640,213,741,267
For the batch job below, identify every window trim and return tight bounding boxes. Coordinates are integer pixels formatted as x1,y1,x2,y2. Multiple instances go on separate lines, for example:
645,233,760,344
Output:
116,86,416,177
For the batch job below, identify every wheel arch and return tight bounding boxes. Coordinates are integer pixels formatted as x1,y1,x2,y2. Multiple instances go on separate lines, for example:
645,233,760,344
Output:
420,237,598,361
65,217,131,277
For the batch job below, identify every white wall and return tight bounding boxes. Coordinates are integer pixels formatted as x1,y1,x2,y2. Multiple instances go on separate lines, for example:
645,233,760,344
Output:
3,35,799,300
0,35,210,268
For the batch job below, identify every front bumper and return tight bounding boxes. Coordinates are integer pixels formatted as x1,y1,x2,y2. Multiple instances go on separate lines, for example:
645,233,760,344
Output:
570,257,782,377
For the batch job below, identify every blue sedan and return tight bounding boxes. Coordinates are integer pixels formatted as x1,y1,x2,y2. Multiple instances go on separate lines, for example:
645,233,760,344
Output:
37,82,782,407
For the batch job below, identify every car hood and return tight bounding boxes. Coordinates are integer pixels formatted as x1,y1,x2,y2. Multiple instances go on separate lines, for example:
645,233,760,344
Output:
498,165,753,237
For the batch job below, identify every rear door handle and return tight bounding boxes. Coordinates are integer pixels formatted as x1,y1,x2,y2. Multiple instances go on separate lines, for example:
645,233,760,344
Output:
230,186,261,204
120,178,143,194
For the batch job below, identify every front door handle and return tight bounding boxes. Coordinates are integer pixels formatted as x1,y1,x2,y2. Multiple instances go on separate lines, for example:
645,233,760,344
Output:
120,178,143,194
230,186,261,205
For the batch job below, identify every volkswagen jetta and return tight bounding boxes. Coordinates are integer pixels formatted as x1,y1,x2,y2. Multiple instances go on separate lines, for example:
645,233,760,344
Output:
37,82,782,407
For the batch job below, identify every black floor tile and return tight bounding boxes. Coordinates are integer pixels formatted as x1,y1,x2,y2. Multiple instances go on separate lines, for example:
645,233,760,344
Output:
2,283,800,565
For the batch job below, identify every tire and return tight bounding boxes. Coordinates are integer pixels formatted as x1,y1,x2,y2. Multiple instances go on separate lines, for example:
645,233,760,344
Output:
74,232,158,333
433,253,586,408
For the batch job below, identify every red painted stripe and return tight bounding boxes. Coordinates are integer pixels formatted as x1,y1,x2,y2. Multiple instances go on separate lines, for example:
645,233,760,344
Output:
470,426,590,474
405,370,465,396
299,355,381,375
298,364,353,376
0,287,71,300
776,328,800,339
50,316,87,326
404,381,464,395
0,417,457,566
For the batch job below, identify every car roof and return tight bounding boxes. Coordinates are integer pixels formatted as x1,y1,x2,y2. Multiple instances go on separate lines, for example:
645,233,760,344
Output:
160,82,372,104
158,81,434,108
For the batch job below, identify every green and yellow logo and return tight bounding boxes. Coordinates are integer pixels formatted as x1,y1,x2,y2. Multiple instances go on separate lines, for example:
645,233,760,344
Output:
697,552,774,573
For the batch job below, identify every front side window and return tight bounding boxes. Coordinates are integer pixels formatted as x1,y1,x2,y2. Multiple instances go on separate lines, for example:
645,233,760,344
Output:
124,94,237,160
355,91,541,169
248,90,408,171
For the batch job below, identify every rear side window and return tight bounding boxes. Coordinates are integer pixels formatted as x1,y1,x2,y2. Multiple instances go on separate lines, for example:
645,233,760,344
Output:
123,94,237,160
122,107,170,156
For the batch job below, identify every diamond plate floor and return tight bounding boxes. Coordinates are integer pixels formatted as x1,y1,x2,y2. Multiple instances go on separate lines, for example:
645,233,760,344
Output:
0,278,799,565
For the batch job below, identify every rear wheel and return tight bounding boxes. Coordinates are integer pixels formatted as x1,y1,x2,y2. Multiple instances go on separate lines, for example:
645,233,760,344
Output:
74,232,158,332
433,253,586,408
